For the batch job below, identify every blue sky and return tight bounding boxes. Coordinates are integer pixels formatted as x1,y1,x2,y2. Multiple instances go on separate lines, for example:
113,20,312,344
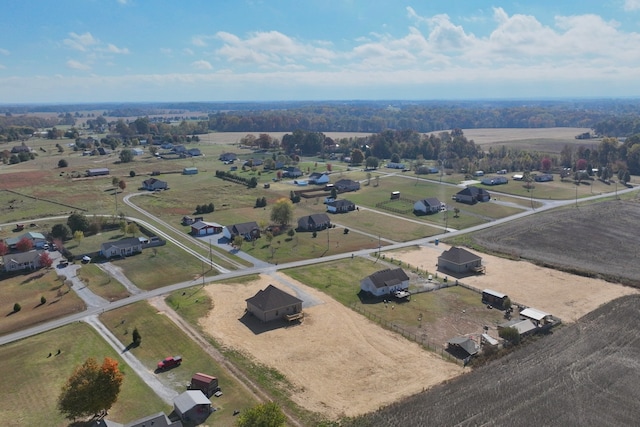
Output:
2,0,640,103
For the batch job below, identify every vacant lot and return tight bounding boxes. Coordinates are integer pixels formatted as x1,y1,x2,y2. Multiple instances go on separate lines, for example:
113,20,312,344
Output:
469,199,640,286
198,274,461,419
343,294,640,426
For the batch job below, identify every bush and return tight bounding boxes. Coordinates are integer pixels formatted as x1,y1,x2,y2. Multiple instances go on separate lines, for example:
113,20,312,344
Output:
13,303,21,313
499,326,521,345
343,228,350,235
129,170,136,177
40,296,47,305
58,159,68,168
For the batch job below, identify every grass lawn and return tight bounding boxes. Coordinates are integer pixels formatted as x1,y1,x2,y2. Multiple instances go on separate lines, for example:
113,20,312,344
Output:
100,301,259,426
0,269,85,336
64,227,129,256
75,263,130,301
0,322,170,427
107,244,209,290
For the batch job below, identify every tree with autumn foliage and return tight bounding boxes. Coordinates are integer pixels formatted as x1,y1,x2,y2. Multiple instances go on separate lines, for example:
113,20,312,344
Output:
16,237,33,252
58,357,124,420
39,251,53,268
0,240,8,256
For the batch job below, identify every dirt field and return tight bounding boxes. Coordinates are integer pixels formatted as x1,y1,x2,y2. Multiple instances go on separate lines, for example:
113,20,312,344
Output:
392,243,637,323
344,294,640,426
198,274,462,419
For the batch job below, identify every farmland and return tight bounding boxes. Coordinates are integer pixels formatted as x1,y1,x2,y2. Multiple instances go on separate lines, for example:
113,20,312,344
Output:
343,294,640,427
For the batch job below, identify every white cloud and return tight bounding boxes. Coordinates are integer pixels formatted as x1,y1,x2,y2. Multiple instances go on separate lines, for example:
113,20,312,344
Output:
64,32,98,52
624,0,640,11
0,48,9,56
117,0,129,4
192,60,213,70
183,48,194,55
105,44,130,54
0,64,6,69
66,59,91,71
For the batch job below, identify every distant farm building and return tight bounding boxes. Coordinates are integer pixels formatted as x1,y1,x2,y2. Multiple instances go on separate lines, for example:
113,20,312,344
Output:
219,152,237,162
283,166,303,178
326,199,355,213
245,284,304,322
86,168,110,177
482,289,509,309
447,336,479,358
437,246,484,275
386,162,406,169
189,373,219,398
360,268,410,297
142,178,168,191
534,173,554,182
481,176,508,185
183,167,198,175
519,307,553,327
190,220,223,236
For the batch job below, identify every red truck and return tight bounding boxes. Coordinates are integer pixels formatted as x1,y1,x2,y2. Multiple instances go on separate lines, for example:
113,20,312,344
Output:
157,356,182,370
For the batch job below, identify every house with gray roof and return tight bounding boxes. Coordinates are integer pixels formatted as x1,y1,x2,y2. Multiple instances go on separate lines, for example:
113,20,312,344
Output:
93,412,182,427
437,246,484,274
223,221,261,241
453,186,490,204
326,199,355,213
142,177,168,191
414,197,442,215
297,213,331,232
2,250,43,272
100,237,142,258
173,390,212,424
246,284,303,322
360,268,410,297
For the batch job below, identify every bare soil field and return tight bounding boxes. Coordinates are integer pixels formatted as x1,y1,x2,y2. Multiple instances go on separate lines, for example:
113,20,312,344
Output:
470,199,640,286
344,294,640,426
460,127,591,145
392,243,637,324
198,274,462,419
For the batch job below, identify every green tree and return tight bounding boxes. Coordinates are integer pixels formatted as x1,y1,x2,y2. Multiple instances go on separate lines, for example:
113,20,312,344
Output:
330,187,337,199
350,148,364,165
119,148,134,163
13,302,21,313
40,295,47,305
58,357,124,420
390,152,401,163
58,159,68,168
52,222,73,240
67,212,89,233
112,176,120,187
125,222,139,236
365,156,379,169
236,402,286,427
270,198,294,227
499,326,521,345
232,235,244,249
503,296,512,311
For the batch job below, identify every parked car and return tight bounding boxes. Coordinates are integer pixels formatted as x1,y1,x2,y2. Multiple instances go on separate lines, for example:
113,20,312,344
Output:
157,355,182,370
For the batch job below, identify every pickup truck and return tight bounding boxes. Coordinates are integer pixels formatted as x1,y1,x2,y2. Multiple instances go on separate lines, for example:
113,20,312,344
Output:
157,356,182,370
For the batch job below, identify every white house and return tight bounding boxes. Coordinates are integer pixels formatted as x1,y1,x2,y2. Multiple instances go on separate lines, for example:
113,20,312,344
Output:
360,268,410,297
2,250,43,272
413,197,442,214
308,172,330,185
100,237,143,258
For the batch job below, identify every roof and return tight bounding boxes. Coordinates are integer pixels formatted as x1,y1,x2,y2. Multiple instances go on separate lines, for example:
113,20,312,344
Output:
3,250,41,264
420,197,441,207
328,199,354,208
500,319,538,335
191,220,222,230
100,237,141,251
520,307,551,321
447,337,479,355
231,221,259,235
482,333,499,346
245,284,303,311
483,289,507,299
457,186,490,197
143,177,166,186
192,372,217,384
87,167,110,173
174,390,210,413
298,213,331,227
124,412,182,427
365,268,409,289
438,246,481,265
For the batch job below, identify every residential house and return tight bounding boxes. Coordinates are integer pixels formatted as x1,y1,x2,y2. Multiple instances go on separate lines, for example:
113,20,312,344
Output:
97,147,112,156
415,166,440,174
326,199,355,213
173,390,212,424
2,250,43,272
481,176,508,185
172,145,187,154
386,162,406,169
453,186,491,204
283,166,303,178
183,167,198,175
11,144,31,154
297,213,331,232
100,237,143,258
86,168,110,177
534,173,554,182
308,172,330,185
189,373,219,398
437,246,484,274
447,336,479,358
223,221,261,241
131,147,144,156
5,231,47,249
245,284,303,322
142,178,168,191
93,412,182,427
334,179,360,192
219,152,238,162
187,148,201,157
360,268,410,297
190,221,223,236
413,197,442,215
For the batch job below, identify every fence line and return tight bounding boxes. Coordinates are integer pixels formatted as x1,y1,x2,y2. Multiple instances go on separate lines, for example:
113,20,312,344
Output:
350,302,461,365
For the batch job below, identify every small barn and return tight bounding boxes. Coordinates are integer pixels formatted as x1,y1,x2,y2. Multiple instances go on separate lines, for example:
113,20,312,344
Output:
173,390,212,423
498,318,537,337
447,336,479,358
414,197,442,215
297,213,331,231
245,284,303,322
437,246,484,275
189,373,219,397
482,289,509,309
360,268,410,297
100,237,143,258
86,168,110,177
190,221,223,236
520,307,553,327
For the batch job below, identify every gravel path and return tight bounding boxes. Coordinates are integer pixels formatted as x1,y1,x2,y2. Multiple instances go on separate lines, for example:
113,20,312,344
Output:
96,262,143,295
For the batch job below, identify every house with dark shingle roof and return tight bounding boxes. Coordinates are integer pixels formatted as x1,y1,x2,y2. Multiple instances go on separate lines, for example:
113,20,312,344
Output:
437,246,483,274
360,268,410,297
245,284,303,322
223,221,261,241
413,197,442,215
334,179,360,192
142,177,168,191
326,199,355,213
453,186,491,204
100,237,143,258
308,172,330,185
297,213,331,232
447,336,479,358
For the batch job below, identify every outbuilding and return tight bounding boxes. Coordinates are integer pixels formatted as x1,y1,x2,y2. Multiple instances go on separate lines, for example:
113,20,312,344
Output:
189,373,219,398
183,167,198,175
482,289,509,309
173,390,212,424
190,221,223,236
